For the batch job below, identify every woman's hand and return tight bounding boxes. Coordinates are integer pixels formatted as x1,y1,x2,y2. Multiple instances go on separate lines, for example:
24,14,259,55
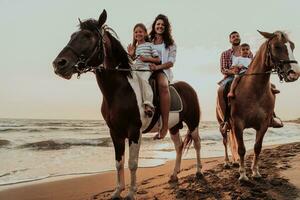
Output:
149,63,159,71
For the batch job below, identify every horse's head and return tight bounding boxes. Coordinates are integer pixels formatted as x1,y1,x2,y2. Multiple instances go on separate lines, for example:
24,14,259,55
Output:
52,10,107,79
258,30,300,82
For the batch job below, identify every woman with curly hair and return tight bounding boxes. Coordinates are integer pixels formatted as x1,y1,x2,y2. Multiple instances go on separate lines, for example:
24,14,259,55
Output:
149,14,177,140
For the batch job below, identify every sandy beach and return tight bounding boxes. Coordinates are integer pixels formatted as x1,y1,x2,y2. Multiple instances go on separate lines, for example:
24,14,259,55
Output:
0,142,300,200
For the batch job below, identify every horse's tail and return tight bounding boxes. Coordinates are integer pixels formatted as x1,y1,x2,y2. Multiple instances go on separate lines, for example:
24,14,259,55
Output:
228,129,239,162
172,81,200,153
182,129,193,153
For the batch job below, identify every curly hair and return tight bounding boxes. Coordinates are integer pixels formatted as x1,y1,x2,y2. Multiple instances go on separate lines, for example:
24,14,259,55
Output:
149,14,174,49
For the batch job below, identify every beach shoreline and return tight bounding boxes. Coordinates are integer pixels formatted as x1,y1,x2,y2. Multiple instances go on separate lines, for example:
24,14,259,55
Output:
1,142,300,200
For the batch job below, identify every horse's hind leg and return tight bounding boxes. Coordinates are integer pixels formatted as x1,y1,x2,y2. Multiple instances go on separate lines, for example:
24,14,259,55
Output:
169,127,183,182
110,133,126,199
216,97,230,168
191,127,203,178
252,127,268,178
221,129,230,168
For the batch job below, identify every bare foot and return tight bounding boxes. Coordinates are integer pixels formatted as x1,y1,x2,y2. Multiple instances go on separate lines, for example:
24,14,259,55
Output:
227,92,235,98
153,128,168,140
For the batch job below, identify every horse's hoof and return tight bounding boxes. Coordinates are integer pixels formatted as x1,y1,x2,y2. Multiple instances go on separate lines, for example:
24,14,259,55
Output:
238,175,249,182
124,197,134,200
124,194,135,200
223,163,230,169
169,175,178,183
252,172,262,179
232,162,240,168
111,189,122,200
196,172,204,180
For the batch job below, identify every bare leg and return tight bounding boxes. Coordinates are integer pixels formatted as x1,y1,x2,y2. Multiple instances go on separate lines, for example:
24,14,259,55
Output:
111,134,125,199
228,76,240,98
191,128,203,177
252,126,268,178
169,128,183,182
154,72,170,139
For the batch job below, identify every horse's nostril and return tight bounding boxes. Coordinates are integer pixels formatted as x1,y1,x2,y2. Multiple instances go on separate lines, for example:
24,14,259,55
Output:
57,59,67,67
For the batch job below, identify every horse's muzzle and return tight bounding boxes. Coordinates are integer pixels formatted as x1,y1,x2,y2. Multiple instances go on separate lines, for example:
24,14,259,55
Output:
287,70,299,82
52,57,73,80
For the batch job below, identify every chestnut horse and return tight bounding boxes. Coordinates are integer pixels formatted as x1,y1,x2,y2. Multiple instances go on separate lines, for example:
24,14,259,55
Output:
217,31,300,181
53,10,202,199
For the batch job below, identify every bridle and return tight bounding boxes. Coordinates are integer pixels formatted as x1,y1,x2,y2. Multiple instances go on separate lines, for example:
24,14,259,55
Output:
264,37,298,82
64,26,105,78
66,25,151,79
241,37,298,82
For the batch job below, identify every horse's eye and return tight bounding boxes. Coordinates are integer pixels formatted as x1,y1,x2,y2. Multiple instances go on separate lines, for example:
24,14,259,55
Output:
84,33,93,39
274,45,281,50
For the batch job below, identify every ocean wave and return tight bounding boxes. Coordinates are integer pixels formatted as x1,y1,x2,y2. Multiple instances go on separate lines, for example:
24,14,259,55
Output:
0,139,10,147
0,127,103,134
18,138,113,150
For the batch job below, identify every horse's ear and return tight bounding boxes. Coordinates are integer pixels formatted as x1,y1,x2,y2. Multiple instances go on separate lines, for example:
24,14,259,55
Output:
98,9,107,28
257,30,274,39
78,18,82,25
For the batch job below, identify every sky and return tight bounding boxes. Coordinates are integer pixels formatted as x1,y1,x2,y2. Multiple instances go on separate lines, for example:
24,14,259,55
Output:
1,0,300,121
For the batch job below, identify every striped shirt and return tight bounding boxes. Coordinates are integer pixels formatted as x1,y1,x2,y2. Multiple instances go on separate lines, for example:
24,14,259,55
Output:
134,42,159,70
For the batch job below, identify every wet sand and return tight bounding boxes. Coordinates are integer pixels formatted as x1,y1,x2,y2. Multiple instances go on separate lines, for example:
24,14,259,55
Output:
1,143,300,200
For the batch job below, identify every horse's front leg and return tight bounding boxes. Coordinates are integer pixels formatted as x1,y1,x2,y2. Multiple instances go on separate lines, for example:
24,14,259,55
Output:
126,128,142,200
252,126,268,178
110,132,126,199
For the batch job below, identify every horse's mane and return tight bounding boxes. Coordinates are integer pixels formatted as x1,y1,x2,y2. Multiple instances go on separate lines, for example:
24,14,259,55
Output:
79,19,132,77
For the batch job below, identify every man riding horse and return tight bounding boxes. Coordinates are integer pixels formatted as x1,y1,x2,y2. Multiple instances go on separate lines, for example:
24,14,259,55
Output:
219,31,283,133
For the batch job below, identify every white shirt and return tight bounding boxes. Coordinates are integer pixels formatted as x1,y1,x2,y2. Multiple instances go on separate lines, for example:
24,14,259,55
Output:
152,43,177,81
232,56,252,68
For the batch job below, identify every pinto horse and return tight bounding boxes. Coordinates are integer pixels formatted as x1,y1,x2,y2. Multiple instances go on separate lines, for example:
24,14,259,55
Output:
217,31,300,181
53,10,202,199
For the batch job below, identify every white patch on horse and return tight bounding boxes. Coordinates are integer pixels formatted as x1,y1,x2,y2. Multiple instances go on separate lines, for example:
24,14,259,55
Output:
127,132,142,198
285,42,300,73
111,155,125,198
149,113,180,133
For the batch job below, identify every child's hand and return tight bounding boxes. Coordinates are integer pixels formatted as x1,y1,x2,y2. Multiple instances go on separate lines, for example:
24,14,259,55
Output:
233,67,240,74
139,55,147,62
127,44,135,57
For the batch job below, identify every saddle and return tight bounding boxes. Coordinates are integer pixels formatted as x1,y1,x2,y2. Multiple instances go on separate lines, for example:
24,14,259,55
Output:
142,73,183,133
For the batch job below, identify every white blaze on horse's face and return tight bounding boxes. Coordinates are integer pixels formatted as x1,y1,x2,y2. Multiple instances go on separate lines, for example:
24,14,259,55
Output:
285,42,300,75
